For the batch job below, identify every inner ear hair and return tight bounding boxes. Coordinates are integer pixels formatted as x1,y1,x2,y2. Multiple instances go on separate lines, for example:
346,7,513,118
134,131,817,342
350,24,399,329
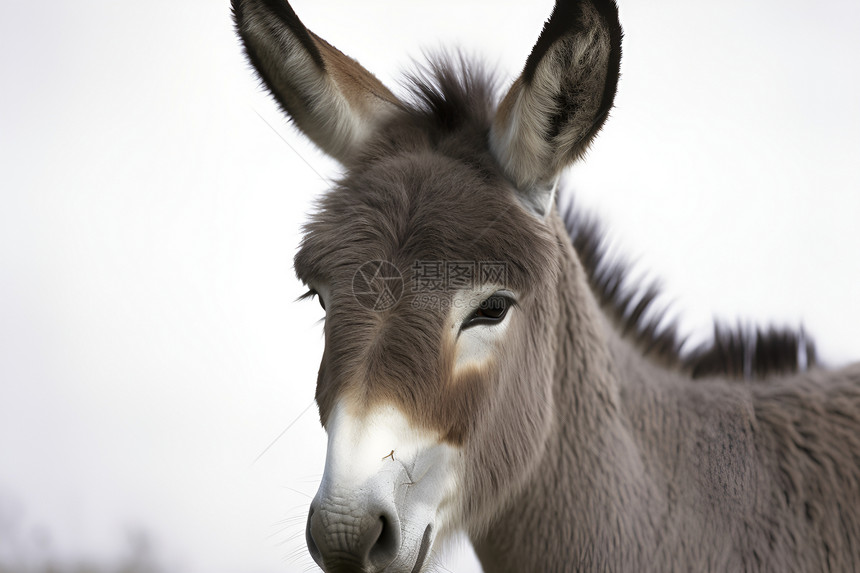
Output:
490,0,622,216
232,0,402,164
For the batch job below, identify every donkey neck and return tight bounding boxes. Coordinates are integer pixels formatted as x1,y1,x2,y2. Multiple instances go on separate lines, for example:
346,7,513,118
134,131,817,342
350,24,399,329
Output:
472,211,661,572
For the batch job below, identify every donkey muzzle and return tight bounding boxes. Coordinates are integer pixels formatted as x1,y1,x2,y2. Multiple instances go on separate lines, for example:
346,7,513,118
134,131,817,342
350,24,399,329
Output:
306,402,456,572
306,496,401,572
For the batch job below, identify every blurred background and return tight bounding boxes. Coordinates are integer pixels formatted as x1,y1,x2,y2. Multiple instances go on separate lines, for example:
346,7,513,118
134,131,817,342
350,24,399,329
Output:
1,0,858,571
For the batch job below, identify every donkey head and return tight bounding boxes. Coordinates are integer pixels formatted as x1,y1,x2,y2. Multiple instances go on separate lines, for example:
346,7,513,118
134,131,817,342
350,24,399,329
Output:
233,1,621,571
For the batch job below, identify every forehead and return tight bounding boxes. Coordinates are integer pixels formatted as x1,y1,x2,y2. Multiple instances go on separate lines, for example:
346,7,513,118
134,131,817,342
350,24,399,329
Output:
294,151,556,292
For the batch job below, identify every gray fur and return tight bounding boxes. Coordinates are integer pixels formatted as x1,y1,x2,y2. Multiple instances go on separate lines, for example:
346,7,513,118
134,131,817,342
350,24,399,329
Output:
233,0,860,571
474,222,860,571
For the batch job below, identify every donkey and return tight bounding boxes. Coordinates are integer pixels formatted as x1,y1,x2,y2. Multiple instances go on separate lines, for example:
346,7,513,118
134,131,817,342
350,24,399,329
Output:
233,0,860,571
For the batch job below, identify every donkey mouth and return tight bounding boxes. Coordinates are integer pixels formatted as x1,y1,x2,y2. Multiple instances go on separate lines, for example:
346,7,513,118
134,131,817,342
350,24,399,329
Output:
410,524,433,573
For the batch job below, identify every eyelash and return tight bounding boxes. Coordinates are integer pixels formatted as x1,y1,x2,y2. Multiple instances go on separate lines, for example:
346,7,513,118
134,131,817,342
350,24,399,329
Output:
300,289,326,311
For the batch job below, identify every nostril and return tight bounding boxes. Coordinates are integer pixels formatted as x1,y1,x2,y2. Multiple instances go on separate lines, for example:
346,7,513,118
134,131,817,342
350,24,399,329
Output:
367,513,400,568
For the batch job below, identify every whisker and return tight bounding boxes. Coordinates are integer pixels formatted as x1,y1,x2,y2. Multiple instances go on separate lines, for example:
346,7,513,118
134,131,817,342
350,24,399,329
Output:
285,545,308,559
290,474,322,483
281,485,314,499
253,108,328,183
275,503,311,518
269,520,306,539
274,529,308,547
271,514,307,527
250,399,316,466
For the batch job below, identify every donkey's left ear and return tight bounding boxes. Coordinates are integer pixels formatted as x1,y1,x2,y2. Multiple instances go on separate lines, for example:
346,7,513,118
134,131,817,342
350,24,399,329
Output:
491,0,622,216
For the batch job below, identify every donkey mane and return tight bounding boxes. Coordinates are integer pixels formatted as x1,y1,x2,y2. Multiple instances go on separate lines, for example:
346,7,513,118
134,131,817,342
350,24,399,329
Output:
561,204,818,380
401,54,497,135
395,54,816,382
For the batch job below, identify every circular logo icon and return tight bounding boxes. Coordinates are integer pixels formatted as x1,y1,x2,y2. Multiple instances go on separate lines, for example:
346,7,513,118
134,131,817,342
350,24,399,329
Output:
352,260,404,311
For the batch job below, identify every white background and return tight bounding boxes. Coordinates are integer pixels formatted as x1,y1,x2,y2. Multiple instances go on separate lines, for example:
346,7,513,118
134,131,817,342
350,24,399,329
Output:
1,0,858,572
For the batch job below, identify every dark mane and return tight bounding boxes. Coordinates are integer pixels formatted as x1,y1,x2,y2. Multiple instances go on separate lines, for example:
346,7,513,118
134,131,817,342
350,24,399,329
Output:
560,199,817,379
400,53,498,134
397,56,816,381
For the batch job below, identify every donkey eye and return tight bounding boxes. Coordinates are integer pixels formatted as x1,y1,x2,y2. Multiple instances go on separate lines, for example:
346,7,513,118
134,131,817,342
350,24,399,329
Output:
462,294,513,330
301,289,326,311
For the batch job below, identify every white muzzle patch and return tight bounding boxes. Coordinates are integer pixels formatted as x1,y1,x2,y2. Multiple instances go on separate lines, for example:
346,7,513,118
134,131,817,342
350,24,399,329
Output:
307,401,460,572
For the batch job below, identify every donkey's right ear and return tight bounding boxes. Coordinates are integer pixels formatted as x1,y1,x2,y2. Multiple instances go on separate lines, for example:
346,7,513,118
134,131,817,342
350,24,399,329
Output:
490,0,622,216
232,0,402,164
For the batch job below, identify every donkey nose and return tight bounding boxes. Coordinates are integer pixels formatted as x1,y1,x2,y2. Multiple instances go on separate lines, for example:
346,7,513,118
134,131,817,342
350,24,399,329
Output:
306,501,400,572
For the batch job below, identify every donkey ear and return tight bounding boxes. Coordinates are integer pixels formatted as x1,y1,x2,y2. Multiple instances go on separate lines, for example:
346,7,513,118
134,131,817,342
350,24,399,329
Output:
491,0,622,216
232,0,401,164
